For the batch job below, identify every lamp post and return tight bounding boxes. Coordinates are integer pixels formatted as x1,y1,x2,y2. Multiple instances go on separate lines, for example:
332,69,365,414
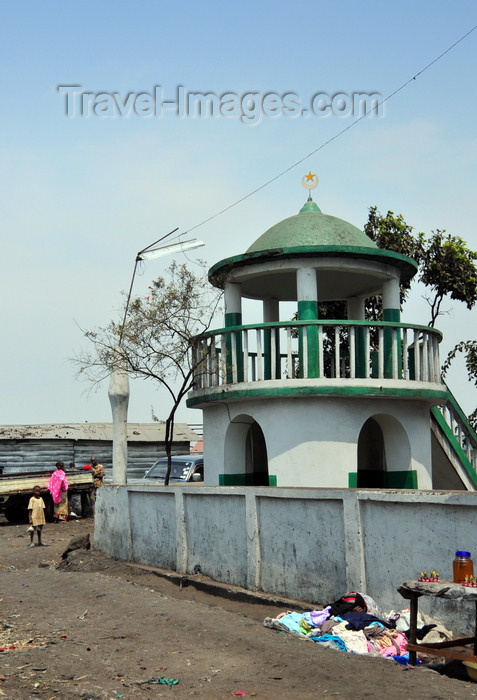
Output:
109,233,205,484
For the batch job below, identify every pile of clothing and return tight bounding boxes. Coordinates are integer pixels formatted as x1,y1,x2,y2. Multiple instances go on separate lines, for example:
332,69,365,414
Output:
263,591,445,664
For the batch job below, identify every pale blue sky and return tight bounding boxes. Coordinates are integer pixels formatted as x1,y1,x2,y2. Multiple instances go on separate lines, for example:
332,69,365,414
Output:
1,1,476,425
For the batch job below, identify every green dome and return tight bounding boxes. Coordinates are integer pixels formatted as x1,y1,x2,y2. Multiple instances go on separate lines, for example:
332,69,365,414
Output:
246,197,378,253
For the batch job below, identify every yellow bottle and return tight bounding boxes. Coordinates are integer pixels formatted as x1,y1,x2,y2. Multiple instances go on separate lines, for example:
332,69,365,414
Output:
453,551,474,583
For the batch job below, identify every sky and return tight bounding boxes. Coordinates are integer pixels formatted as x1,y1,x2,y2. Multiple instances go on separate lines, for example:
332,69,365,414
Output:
1,1,476,426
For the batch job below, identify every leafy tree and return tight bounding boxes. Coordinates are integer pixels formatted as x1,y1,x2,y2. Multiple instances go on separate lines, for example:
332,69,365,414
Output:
364,207,425,321
364,207,477,327
420,230,477,327
364,206,426,276
74,261,222,484
365,207,477,429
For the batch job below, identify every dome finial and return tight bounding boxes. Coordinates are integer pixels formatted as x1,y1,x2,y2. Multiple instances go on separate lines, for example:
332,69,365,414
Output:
299,172,321,213
301,171,319,191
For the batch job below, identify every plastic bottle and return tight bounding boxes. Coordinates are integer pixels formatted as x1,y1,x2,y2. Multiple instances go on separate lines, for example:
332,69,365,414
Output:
453,551,474,583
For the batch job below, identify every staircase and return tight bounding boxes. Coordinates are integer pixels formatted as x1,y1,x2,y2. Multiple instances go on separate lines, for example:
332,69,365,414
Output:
431,384,477,490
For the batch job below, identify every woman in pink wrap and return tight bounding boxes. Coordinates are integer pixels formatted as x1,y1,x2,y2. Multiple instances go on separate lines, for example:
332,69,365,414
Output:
48,461,69,522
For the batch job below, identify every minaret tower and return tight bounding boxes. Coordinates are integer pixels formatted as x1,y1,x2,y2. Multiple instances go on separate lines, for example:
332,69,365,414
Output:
188,176,446,489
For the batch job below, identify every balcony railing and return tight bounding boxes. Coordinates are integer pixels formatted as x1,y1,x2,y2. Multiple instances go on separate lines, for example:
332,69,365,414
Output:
191,320,442,390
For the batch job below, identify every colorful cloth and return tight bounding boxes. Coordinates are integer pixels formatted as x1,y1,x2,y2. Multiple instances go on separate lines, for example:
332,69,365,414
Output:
341,611,394,630
378,631,409,657
303,606,331,628
48,469,68,504
54,490,69,521
28,496,46,526
273,612,307,635
333,626,369,654
329,592,367,617
309,633,348,652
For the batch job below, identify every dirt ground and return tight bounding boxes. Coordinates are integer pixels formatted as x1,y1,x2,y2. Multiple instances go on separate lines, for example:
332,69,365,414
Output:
1,517,476,699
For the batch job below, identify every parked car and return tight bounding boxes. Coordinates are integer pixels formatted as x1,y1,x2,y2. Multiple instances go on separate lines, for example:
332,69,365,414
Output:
143,455,204,483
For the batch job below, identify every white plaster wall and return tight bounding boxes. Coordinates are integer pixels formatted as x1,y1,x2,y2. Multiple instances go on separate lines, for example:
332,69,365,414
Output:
95,485,477,634
202,404,228,484
202,396,432,489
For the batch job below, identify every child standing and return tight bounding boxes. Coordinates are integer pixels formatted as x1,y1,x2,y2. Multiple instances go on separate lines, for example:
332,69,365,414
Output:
28,486,46,547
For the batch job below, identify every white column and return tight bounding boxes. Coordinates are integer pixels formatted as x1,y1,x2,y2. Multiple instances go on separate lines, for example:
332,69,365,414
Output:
296,267,318,309
382,276,400,313
224,282,242,322
108,350,129,485
347,297,365,320
263,297,279,322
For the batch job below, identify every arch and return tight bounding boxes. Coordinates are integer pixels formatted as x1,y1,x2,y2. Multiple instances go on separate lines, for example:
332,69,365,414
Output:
357,414,414,489
222,415,270,486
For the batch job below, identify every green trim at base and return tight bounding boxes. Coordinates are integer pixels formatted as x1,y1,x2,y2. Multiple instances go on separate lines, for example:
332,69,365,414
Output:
348,469,418,489
219,473,277,486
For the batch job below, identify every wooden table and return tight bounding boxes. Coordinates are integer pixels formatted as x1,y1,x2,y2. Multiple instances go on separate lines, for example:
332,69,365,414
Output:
398,580,477,665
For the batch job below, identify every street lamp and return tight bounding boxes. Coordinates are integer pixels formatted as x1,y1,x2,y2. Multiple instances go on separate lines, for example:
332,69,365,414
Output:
109,231,205,485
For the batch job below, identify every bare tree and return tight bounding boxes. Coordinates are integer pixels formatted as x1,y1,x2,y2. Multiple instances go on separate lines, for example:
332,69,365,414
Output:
74,260,222,484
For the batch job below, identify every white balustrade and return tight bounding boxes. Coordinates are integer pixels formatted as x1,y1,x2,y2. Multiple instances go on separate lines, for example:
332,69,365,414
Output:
192,322,443,392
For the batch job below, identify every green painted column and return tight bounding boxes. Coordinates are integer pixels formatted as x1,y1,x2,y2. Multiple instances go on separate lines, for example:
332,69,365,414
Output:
297,268,319,378
263,298,280,380
382,278,401,379
224,283,243,383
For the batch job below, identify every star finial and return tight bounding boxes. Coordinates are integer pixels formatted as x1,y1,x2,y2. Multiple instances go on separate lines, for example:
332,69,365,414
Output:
302,172,319,190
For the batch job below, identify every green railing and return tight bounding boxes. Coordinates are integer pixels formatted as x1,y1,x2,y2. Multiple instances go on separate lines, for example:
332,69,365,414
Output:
192,320,442,389
432,384,477,476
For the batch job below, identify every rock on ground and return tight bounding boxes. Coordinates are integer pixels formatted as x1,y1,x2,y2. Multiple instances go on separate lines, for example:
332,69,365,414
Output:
61,531,91,559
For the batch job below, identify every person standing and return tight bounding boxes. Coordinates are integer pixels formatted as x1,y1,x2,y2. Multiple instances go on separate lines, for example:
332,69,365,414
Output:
91,457,105,488
28,485,46,547
90,456,105,513
48,461,69,522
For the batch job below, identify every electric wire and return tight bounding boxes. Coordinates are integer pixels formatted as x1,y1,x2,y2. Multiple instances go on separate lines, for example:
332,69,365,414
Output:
121,24,477,324
182,24,477,236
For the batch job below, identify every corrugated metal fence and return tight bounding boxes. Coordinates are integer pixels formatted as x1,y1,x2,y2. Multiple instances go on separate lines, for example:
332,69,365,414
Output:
0,440,191,478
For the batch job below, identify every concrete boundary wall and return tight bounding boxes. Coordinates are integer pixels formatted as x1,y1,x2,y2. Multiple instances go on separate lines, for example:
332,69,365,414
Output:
94,485,477,633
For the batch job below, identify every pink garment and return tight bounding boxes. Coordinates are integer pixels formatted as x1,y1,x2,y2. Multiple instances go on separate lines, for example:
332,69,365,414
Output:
48,469,68,504
378,631,409,658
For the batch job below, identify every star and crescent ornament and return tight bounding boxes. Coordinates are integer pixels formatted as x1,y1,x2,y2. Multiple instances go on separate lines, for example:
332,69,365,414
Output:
301,171,319,190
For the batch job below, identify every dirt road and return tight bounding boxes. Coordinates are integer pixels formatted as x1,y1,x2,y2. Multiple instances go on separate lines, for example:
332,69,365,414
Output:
0,517,475,699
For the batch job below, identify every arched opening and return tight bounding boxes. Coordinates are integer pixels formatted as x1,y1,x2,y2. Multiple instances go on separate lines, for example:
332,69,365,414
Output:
222,415,270,486
356,414,415,489
357,418,386,487
245,421,269,485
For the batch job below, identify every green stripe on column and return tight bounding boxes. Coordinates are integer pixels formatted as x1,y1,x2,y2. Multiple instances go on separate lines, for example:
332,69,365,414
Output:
224,313,243,382
383,308,400,322
383,308,401,379
225,312,242,327
297,300,319,378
